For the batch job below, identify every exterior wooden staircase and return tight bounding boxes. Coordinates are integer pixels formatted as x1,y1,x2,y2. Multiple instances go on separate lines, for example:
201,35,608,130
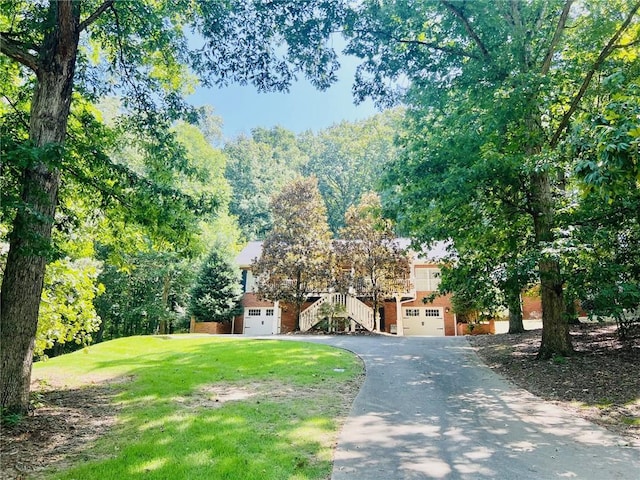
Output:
300,293,375,332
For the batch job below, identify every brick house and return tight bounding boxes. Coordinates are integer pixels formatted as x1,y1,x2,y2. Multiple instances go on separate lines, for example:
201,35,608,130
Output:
190,239,543,336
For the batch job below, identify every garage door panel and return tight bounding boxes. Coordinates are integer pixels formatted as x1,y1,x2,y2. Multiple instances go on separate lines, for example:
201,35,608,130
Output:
402,307,444,336
244,307,277,335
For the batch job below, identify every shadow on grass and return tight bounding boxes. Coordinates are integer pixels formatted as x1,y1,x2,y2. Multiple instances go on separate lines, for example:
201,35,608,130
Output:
0,384,119,479
24,338,362,480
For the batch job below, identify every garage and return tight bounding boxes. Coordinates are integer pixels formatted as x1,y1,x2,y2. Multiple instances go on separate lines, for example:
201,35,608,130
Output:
402,307,445,336
243,307,279,335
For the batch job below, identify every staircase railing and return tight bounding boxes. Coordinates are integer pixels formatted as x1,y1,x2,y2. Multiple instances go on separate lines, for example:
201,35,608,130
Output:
346,295,375,332
299,294,334,332
299,293,375,332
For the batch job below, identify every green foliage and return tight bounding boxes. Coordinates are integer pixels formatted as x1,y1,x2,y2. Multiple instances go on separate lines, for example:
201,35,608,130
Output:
224,127,307,240
0,408,22,427
552,355,568,365
563,76,640,338
384,102,537,324
0,0,353,414
188,249,242,323
192,1,349,92
573,80,640,201
94,249,195,339
316,302,349,332
36,257,103,359
350,0,640,351
0,89,218,258
224,111,402,239
197,211,244,259
252,177,333,328
301,110,403,233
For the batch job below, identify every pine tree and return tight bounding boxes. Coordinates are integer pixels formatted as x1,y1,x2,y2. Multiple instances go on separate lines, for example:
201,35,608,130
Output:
189,250,242,323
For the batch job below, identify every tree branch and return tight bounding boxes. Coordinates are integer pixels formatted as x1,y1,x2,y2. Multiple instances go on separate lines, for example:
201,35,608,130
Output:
440,0,490,61
392,35,482,60
0,33,39,71
351,28,481,60
79,0,114,32
613,36,640,49
541,0,575,75
550,1,640,148
2,94,30,130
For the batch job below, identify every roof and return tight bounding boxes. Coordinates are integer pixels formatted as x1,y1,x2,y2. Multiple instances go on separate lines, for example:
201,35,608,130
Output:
235,241,263,267
399,238,452,262
235,238,452,267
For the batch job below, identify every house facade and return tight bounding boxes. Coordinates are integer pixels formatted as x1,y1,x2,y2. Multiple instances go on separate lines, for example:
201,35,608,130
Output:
190,239,543,336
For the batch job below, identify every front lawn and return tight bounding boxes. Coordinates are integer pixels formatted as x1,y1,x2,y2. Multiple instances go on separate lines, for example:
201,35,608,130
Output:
3,336,363,479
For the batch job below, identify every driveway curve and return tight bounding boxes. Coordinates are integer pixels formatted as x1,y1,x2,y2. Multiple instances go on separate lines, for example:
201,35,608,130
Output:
293,335,639,480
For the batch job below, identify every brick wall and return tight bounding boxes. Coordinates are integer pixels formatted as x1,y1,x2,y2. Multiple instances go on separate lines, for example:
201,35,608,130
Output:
241,293,274,308
190,317,232,334
379,293,456,336
522,294,543,320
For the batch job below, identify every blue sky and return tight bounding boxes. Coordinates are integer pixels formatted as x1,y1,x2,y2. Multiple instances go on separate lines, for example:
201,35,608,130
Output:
187,54,379,140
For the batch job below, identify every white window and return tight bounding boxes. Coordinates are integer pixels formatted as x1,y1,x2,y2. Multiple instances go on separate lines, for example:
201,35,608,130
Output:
265,309,274,316
247,308,261,316
404,308,420,317
424,308,441,317
415,268,441,291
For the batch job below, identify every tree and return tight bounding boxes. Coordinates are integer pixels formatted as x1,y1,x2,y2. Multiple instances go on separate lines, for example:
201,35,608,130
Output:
316,301,349,333
94,248,195,340
0,0,348,413
383,102,537,335
301,109,403,233
224,127,307,240
338,192,410,332
36,257,103,358
224,112,402,239
85,111,237,340
252,177,333,330
565,75,640,337
189,249,243,323
347,0,640,358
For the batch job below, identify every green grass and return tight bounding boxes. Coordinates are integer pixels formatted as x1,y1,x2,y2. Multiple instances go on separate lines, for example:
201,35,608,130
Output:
621,416,640,426
33,335,363,480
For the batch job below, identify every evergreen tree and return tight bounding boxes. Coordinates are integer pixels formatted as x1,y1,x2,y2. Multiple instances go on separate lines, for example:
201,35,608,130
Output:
189,250,242,323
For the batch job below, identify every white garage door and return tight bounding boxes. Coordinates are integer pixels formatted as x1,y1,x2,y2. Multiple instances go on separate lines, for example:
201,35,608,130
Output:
244,307,277,335
402,307,445,336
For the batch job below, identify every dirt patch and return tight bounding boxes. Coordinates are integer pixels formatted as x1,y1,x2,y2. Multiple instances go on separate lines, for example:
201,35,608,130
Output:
172,376,364,411
468,323,640,445
0,384,121,480
173,383,259,409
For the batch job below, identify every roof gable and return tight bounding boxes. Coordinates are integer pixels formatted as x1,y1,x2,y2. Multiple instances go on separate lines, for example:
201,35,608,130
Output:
235,238,451,267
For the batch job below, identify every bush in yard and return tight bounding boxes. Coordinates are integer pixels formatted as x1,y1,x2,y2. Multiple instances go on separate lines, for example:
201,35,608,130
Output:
189,250,242,323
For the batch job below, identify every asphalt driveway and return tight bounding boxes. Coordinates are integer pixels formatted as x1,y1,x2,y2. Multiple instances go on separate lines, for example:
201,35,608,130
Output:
296,335,640,480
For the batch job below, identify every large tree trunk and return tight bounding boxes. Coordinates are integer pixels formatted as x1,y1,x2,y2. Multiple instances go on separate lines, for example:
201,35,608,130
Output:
0,1,80,414
531,171,573,359
505,285,525,334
